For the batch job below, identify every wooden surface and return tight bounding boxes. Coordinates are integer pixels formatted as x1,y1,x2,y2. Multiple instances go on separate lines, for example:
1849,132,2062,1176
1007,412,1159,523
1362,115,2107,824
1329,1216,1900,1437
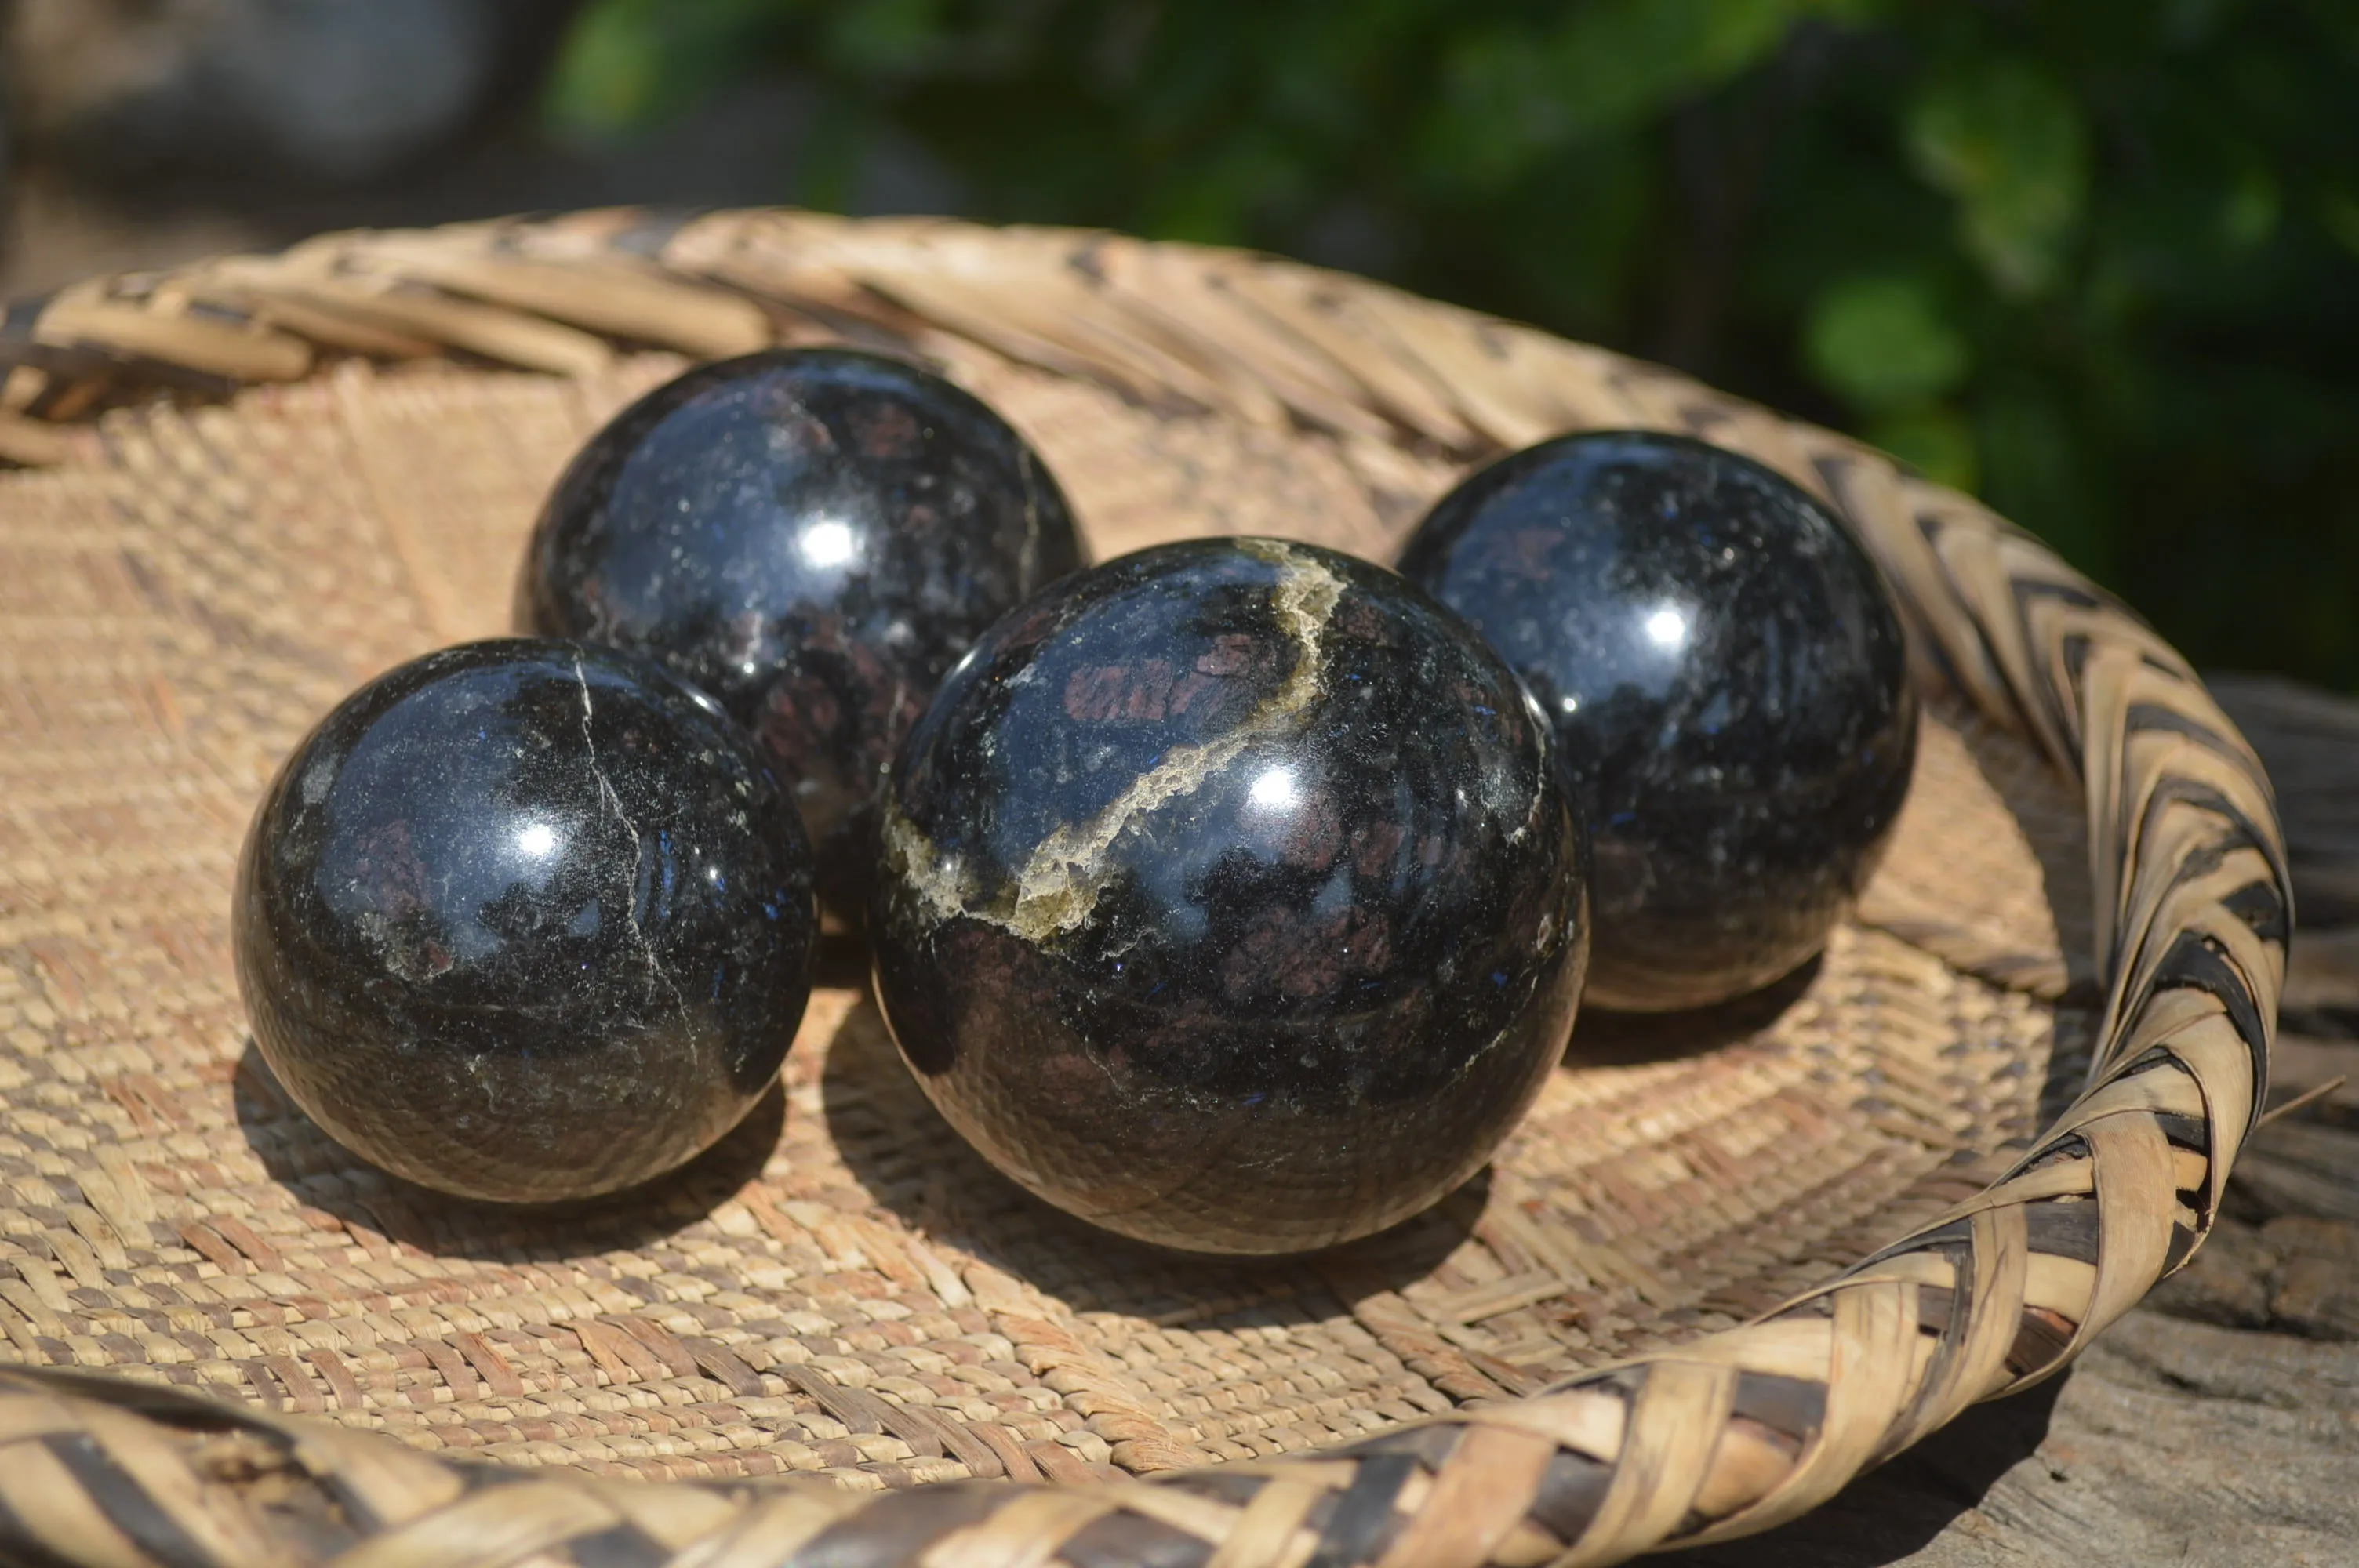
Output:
1664,672,2359,1568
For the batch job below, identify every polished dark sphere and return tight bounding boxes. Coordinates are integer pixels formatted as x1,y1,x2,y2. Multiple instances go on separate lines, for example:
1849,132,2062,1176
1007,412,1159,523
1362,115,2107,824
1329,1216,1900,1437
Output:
233,639,818,1203
870,538,1589,1254
517,347,1081,916
1400,430,1916,1011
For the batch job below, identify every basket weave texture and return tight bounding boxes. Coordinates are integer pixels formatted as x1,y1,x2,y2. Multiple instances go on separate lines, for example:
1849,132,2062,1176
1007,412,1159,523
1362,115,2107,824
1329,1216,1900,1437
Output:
0,209,2288,1568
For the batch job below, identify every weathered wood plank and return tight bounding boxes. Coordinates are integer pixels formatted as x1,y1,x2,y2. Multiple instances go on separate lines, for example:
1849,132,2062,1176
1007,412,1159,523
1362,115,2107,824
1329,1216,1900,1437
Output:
1664,672,2359,1567
1659,1118,2359,1566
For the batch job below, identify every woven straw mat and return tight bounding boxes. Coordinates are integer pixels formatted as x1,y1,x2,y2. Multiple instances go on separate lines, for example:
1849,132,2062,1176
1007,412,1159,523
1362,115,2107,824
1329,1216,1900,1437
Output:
0,209,2289,1568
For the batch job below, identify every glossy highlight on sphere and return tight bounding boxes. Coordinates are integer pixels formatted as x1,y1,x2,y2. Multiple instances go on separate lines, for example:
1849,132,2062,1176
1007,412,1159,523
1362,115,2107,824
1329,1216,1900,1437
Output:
233,639,818,1203
1401,430,1917,1012
869,538,1589,1255
517,347,1082,915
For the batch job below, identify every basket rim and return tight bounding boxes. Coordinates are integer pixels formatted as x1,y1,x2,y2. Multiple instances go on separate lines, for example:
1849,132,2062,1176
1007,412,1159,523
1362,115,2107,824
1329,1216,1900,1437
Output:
0,206,2290,1568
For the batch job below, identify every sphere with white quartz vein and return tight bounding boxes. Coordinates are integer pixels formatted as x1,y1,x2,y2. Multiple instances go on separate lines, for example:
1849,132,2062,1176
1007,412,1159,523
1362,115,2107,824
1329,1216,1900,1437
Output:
233,639,817,1203
869,538,1590,1254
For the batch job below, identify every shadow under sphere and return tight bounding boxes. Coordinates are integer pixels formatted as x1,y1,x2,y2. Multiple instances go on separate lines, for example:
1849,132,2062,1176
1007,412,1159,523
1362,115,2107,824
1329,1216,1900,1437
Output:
233,1039,787,1265
815,989,1491,1317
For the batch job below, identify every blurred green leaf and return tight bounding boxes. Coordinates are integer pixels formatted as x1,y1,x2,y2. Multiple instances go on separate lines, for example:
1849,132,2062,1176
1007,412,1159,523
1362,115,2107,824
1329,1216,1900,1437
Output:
1979,376,2109,579
1546,0,1817,134
1865,406,1979,492
2321,187,2359,259
533,0,2359,689
1424,27,1565,191
820,0,949,77
2222,163,2281,249
1423,0,1857,190
1142,132,1312,245
1804,275,1969,410
1906,60,2089,296
542,0,791,136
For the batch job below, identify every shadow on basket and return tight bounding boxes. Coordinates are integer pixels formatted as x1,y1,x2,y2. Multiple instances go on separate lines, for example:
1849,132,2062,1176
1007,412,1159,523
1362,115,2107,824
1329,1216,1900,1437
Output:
232,1044,791,1265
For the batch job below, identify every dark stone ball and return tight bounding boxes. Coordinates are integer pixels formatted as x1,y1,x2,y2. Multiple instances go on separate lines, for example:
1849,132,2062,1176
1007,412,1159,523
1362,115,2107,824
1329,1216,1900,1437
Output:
1398,430,1917,1012
517,347,1082,919
233,638,817,1203
869,538,1589,1255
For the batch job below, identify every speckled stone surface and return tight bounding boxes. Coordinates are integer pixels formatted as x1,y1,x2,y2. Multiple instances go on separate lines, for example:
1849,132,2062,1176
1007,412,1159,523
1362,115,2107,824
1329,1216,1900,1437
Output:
517,347,1081,916
868,537,1589,1255
1400,430,1916,1012
233,638,817,1203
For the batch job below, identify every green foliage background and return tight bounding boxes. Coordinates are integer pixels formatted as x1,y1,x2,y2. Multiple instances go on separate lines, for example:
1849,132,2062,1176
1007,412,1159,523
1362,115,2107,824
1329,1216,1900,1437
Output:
545,0,2359,688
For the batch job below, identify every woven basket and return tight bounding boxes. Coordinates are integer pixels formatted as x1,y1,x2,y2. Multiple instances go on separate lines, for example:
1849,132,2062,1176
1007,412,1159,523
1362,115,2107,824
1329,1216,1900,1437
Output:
0,209,2288,1568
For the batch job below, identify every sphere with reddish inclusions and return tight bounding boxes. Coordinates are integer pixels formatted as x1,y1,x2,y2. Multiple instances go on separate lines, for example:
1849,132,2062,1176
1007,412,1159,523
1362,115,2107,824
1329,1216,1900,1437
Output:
1399,430,1917,1012
869,538,1590,1255
233,639,817,1203
516,347,1082,918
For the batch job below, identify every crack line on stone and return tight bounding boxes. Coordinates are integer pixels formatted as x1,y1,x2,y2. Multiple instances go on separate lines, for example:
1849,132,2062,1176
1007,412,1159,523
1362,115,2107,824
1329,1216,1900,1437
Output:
575,652,685,1016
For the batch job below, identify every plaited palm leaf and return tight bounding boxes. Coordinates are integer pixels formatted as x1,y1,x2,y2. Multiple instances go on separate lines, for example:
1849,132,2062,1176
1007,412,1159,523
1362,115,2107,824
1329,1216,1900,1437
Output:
0,209,2284,1568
